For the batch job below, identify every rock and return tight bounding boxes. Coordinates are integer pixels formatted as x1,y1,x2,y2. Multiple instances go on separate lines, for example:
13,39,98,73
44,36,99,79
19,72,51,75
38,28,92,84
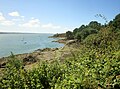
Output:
52,39,67,44
52,40,57,42
35,48,52,52
51,48,59,51
23,58,29,63
42,48,51,51
66,40,77,45
23,55,36,64
35,49,42,52
0,62,6,68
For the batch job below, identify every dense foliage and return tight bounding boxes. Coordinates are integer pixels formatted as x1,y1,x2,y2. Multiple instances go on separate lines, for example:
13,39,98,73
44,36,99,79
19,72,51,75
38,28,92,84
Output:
66,21,102,41
66,31,74,40
0,14,120,89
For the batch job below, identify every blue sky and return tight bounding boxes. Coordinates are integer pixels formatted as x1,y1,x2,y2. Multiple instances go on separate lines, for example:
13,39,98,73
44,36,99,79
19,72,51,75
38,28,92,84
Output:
0,0,120,33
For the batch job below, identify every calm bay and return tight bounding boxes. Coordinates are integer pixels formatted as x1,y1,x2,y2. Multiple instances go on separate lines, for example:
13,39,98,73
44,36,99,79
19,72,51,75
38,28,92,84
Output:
0,33,64,58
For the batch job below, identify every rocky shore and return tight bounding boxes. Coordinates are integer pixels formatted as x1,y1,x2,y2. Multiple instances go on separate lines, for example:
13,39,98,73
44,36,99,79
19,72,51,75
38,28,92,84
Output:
0,47,59,68
52,38,67,44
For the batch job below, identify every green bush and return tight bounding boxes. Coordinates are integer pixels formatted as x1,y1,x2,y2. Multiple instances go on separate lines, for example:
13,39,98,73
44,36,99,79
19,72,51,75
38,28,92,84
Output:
0,13,120,89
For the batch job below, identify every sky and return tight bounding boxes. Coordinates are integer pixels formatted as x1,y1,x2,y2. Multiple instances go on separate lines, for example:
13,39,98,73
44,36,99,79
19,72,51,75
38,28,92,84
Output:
0,0,120,33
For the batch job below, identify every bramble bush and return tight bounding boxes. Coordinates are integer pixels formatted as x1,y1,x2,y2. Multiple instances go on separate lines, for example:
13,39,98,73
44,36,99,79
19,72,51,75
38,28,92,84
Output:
0,47,119,89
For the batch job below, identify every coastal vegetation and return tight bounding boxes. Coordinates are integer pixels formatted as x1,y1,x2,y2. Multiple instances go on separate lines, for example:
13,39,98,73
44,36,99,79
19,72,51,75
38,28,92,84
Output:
49,33,66,38
0,13,120,89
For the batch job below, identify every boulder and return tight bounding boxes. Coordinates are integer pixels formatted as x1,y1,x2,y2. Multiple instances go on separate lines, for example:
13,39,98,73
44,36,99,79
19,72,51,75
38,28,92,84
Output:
0,62,6,68
23,55,36,64
66,40,77,45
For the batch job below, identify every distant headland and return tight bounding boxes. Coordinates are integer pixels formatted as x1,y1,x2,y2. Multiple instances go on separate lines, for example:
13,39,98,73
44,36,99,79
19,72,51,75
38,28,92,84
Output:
0,32,41,34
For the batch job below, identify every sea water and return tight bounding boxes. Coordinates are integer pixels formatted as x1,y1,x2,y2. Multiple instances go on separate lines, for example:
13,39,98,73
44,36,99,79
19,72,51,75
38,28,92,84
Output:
0,33,64,58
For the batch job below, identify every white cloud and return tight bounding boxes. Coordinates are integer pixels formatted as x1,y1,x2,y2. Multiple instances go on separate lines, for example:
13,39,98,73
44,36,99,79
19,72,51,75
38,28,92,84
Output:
1,20,15,26
0,12,66,33
8,11,20,17
0,12,15,26
42,23,61,29
63,27,72,31
21,16,24,18
12,18,21,21
21,16,25,21
12,16,25,21
31,17,35,19
0,12,5,21
19,18,40,27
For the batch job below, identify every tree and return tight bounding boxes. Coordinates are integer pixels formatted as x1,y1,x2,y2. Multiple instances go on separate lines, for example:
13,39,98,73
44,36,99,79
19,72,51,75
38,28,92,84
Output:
66,31,74,40
73,28,79,36
112,13,120,29
78,25,86,31
74,32,81,41
73,25,86,38
88,21,101,30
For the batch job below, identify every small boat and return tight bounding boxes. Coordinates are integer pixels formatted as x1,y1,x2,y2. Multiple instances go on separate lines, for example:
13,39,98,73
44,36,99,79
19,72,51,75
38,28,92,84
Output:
24,42,27,44
21,38,24,41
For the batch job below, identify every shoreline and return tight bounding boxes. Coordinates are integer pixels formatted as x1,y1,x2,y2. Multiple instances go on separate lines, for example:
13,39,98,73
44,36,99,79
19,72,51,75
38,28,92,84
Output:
0,47,61,68
0,34,65,59
0,36,77,69
0,46,63,59
0,39,64,68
